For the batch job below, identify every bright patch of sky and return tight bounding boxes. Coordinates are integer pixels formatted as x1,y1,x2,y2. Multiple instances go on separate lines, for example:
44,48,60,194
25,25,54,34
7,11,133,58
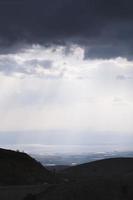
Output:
0,44,133,137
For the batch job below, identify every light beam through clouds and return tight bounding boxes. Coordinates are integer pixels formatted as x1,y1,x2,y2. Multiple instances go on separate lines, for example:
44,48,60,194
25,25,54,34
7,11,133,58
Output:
0,44,132,136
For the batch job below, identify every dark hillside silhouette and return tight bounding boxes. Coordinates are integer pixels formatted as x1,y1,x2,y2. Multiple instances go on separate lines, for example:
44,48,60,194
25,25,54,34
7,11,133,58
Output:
37,158,133,200
0,149,133,200
0,148,53,185
62,158,133,179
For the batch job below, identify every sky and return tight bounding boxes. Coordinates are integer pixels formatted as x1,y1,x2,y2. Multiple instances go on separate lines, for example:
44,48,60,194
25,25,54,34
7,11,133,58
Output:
0,0,133,152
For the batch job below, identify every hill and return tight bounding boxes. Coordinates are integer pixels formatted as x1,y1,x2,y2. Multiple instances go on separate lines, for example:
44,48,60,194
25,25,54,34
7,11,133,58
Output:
0,148,53,186
62,157,133,179
1,151,133,200
38,158,133,200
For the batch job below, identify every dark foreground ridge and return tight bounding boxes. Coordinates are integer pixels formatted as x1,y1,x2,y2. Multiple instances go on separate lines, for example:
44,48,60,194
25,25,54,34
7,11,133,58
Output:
38,158,133,200
0,149,133,200
62,157,133,178
0,148,53,185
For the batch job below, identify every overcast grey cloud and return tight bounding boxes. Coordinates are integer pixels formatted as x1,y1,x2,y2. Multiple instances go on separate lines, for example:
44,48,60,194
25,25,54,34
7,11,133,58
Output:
0,0,133,58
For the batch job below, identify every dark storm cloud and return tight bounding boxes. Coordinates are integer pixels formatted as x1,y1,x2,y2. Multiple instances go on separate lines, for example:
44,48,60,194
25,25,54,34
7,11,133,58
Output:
0,0,133,58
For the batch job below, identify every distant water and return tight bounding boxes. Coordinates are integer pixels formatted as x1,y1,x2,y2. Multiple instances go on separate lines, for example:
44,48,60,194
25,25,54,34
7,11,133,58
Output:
1,143,133,155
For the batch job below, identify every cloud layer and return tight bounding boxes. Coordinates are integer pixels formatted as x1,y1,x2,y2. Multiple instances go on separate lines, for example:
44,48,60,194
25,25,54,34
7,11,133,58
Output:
0,45,133,80
0,0,133,58
0,45,132,133
0,1,133,147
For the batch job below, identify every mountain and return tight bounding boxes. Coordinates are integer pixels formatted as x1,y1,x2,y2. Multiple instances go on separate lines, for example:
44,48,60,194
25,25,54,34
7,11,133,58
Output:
0,148,53,185
62,157,133,179
38,158,133,200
